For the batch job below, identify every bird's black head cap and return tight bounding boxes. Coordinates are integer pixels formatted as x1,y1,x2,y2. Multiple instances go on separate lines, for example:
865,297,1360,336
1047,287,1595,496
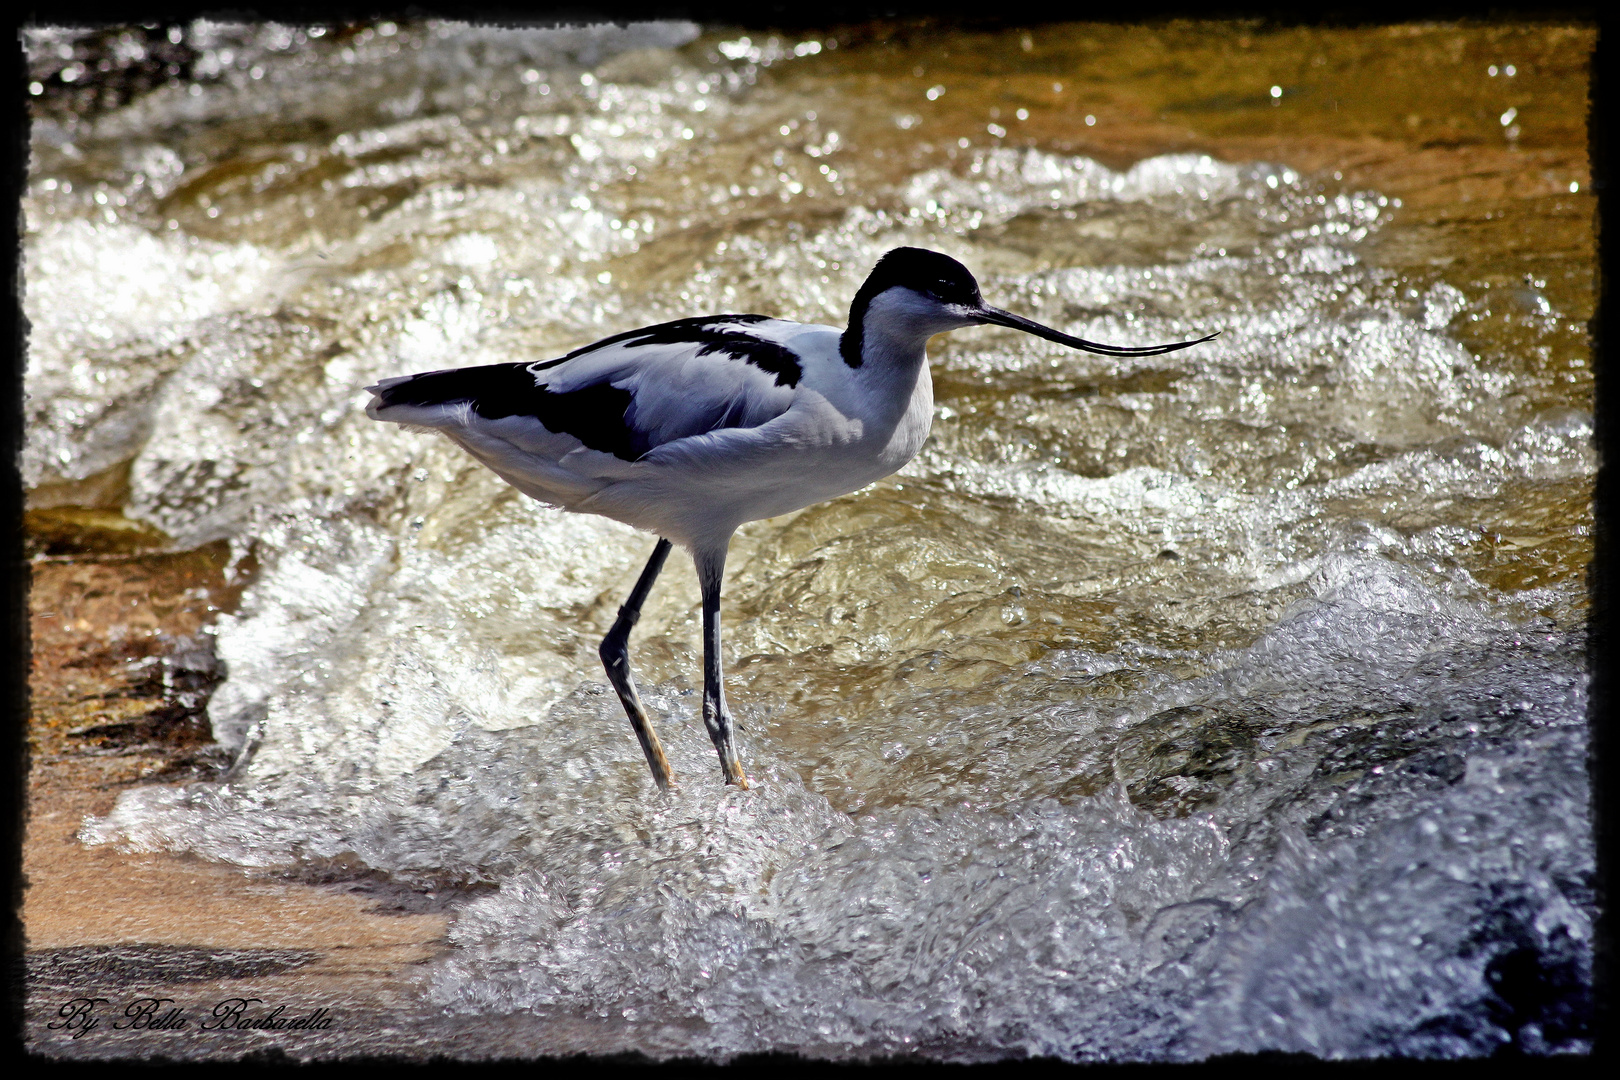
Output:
840,247,982,367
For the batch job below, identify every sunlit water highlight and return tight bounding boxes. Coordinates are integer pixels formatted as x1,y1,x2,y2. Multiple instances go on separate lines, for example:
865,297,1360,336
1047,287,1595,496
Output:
26,20,1592,1060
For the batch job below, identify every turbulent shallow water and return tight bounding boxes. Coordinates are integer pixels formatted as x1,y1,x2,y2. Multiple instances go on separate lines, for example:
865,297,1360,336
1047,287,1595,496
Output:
27,20,1594,1060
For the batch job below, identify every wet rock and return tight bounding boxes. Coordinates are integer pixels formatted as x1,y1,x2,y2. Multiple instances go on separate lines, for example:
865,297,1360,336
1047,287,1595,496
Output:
29,945,320,996
25,507,171,558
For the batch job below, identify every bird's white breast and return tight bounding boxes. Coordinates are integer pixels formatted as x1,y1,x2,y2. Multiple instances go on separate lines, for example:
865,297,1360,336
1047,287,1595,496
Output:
747,320,935,496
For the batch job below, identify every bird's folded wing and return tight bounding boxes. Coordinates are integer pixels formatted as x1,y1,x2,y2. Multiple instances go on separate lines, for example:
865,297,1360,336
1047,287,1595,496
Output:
365,315,803,465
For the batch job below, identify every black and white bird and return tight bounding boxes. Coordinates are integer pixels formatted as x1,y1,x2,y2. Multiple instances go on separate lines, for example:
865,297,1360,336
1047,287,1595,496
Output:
367,247,1215,792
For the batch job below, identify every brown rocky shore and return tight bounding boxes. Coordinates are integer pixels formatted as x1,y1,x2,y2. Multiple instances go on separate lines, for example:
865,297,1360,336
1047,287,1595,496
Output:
22,511,455,1058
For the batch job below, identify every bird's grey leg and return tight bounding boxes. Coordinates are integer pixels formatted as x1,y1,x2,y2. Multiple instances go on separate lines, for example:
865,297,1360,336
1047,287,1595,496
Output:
599,538,676,791
696,547,750,788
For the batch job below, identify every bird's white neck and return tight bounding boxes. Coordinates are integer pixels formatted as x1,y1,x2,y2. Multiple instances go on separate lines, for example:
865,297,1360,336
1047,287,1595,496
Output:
841,294,936,414
821,291,943,460
847,286,973,365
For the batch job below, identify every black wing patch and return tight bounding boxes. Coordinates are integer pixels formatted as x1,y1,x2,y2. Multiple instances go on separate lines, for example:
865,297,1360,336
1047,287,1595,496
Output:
540,314,803,388
375,315,802,462
375,363,640,460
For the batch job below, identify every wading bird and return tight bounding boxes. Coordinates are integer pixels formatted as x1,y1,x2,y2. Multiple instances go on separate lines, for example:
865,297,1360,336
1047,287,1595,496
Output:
367,247,1215,791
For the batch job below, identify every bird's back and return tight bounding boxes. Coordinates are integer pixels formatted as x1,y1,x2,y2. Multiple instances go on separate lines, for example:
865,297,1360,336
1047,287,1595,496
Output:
366,314,830,516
